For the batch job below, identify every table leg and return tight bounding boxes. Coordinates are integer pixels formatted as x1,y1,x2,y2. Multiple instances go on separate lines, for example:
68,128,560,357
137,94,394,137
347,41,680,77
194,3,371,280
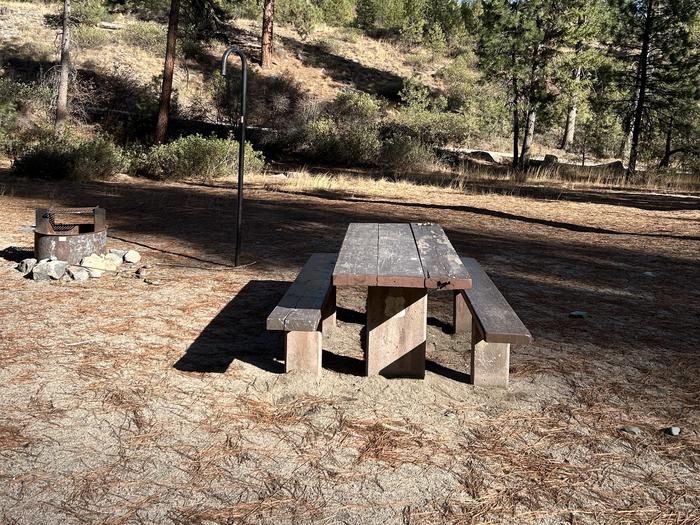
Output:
366,286,427,378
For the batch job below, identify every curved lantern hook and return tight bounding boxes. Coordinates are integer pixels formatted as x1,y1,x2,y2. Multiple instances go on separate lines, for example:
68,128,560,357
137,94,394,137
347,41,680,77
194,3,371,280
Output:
221,46,247,267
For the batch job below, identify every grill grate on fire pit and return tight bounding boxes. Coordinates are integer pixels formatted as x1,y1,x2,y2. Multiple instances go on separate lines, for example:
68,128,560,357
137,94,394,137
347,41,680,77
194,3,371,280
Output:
34,207,108,264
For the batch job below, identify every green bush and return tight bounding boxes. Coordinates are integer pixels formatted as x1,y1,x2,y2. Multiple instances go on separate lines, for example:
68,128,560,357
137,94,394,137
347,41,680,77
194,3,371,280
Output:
123,21,165,53
277,0,321,39
382,133,435,172
316,0,354,26
75,25,114,48
300,91,383,165
13,136,125,181
0,78,52,159
131,135,265,181
73,0,113,25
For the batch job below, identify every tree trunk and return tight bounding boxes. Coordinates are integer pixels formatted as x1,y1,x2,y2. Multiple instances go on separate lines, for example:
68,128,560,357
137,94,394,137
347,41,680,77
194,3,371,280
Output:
155,0,180,144
55,0,71,135
658,116,674,168
512,97,519,170
560,65,581,150
520,110,536,166
627,0,654,177
261,0,275,68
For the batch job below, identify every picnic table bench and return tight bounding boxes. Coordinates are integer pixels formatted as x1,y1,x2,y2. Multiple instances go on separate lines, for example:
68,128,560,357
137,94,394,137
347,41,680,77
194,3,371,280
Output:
266,253,337,376
266,223,532,388
453,257,532,387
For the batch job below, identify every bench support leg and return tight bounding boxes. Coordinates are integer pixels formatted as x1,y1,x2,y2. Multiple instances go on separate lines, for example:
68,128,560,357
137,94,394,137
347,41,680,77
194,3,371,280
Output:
321,286,337,335
470,320,510,388
453,291,471,334
366,286,427,378
285,331,322,377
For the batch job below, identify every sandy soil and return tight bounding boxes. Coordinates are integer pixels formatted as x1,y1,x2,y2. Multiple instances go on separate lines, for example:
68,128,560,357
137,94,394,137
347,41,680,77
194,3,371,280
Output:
0,174,699,524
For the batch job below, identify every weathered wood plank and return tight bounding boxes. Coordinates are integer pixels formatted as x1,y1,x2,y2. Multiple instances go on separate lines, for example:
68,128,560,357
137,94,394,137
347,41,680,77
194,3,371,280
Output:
267,253,337,332
460,257,532,345
411,223,471,289
377,223,425,287
333,223,379,286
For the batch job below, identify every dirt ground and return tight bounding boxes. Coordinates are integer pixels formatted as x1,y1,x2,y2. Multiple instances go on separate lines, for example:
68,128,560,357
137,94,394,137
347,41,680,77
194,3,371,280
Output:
0,173,699,524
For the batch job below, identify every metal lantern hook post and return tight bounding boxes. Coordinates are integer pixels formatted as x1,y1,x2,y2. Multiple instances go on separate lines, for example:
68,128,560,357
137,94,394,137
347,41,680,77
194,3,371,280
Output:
221,46,247,267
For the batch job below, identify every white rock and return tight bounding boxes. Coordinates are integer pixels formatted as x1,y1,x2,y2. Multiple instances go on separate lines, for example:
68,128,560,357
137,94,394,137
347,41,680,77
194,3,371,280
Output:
32,260,68,281
665,426,681,436
124,250,141,264
109,249,128,258
105,252,124,266
622,426,642,435
81,253,118,272
87,268,104,278
17,258,37,275
67,266,90,282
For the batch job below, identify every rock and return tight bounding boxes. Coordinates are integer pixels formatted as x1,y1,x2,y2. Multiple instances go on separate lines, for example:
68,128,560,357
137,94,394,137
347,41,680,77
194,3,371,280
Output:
664,426,681,436
109,249,128,258
97,21,124,30
136,267,149,278
543,154,559,165
87,268,104,278
267,173,288,180
49,255,58,261
466,150,498,163
80,254,117,272
105,252,124,266
17,258,37,276
67,266,90,282
569,310,588,318
124,250,141,264
32,260,68,281
144,278,162,286
622,426,642,436
643,271,656,277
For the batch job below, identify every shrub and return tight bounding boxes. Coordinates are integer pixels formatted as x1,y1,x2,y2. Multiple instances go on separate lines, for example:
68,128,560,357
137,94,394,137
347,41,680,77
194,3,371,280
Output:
316,0,354,26
73,0,112,25
299,91,383,165
0,78,52,159
75,25,114,48
382,132,436,173
13,136,125,181
123,21,165,53
131,135,265,181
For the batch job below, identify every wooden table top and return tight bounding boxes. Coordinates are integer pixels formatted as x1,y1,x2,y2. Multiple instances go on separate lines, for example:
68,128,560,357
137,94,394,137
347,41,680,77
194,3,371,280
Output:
333,223,472,289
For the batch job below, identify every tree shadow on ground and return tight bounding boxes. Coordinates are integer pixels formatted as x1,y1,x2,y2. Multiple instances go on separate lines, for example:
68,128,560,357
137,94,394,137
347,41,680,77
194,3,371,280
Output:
4,175,699,356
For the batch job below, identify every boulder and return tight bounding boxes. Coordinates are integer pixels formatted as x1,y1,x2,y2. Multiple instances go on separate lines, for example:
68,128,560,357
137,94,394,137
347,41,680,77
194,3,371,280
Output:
80,254,118,272
32,260,68,281
67,266,90,282
87,268,104,278
124,250,141,264
105,252,124,266
109,249,128,258
17,258,37,276
543,154,559,165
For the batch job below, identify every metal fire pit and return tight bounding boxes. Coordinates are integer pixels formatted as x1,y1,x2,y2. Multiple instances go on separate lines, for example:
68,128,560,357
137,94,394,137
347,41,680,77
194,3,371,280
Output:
34,207,107,264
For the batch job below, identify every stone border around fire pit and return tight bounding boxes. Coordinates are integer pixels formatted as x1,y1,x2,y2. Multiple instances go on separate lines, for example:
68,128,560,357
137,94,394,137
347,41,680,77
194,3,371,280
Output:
17,249,143,282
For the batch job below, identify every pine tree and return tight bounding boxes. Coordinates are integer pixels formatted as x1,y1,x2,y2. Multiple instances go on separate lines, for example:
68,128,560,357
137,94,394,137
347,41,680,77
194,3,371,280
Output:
610,0,700,175
479,0,584,170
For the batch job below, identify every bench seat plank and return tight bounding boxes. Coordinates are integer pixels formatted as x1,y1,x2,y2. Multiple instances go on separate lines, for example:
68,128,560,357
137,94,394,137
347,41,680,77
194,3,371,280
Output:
267,253,337,332
377,223,425,287
460,257,531,345
411,223,471,289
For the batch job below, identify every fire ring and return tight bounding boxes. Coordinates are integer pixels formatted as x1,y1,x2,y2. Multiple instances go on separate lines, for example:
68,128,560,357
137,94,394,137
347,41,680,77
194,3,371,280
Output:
34,207,107,264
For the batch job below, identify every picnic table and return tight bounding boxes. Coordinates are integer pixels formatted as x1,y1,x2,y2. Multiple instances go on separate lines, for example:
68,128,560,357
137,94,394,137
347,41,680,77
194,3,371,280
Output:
333,223,472,378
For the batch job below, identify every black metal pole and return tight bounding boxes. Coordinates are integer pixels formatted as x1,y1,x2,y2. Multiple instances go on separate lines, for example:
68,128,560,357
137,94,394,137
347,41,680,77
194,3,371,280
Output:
221,46,247,267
